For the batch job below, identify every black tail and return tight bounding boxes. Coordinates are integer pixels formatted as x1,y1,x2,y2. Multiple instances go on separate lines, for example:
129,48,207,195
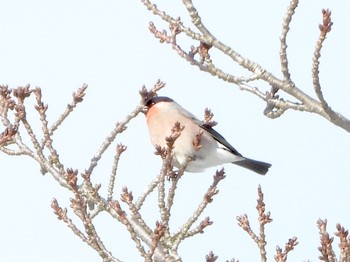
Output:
233,157,271,175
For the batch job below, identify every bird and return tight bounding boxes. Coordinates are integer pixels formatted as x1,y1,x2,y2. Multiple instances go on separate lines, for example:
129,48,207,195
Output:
145,96,271,175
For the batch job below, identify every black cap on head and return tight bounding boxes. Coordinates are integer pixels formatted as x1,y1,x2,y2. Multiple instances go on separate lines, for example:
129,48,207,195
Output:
145,96,174,108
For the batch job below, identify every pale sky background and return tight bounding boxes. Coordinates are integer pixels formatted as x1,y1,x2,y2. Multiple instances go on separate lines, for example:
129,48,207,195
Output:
0,1,349,261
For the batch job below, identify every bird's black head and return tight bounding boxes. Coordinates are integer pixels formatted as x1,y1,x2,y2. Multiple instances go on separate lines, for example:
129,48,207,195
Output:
145,96,174,108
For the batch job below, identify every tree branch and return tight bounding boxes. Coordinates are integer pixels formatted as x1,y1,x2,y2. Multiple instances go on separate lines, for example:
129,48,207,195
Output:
142,1,350,132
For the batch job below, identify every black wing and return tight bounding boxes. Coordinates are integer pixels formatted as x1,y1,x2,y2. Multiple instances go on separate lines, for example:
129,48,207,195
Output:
200,123,242,157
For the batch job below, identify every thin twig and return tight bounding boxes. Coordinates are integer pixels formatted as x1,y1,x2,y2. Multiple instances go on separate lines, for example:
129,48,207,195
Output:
312,9,333,114
34,88,63,172
335,223,350,262
172,169,225,250
121,187,153,238
317,219,336,262
135,176,160,210
274,237,298,262
279,0,299,83
237,186,273,262
43,84,88,148
107,143,127,201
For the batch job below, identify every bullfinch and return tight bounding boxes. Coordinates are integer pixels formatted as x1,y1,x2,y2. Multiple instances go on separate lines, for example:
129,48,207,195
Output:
145,96,271,175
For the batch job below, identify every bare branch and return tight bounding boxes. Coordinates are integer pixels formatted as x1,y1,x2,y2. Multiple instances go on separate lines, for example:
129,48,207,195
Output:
156,122,185,239
108,201,150,259
317,219,336,262
135,176,160,210
142,1,350,132
312,9,333,114
107,143,127,201
185,216,213,237
145,221,167,261
237,186,273,262
279,0,299,84
172,169,226,249
237,214,259,243
274,237,299,262
41,84,88,149
33,88,63,173
335,223,350,262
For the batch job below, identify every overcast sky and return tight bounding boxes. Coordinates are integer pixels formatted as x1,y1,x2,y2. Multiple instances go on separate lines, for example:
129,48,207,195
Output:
0,1,349,261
